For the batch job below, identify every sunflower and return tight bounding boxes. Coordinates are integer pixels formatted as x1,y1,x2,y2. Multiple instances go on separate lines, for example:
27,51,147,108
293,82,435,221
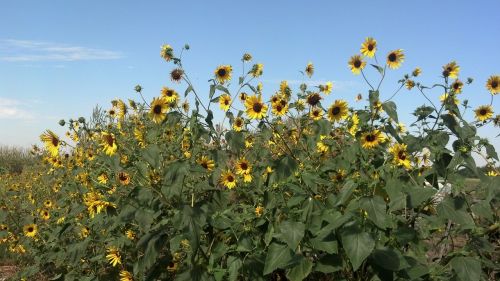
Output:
40,130,60,157
242,53,252,62
214,65,232,84
220,170,237,189
233,117,245,132
106,246,122,267
255,205,264,217
349,113,359,136
309,107,324,121
389,143,411,169
182,100,190,113
306,93,322,107
125,230,136,240
118,172,130,185
219,94,232,111
245,95,268,119
197,156,215,171
149,97,169,123
40,209,50,220
396,122,407,134
386,49,404,69
170,68,184,83
119,270,134,281
101,132,118,156
474,105,493,122
327,100,349,122
167,262,178,273
23,224,38,238
360,37,377,57
442,61,460,79
116,100,127,120
439,93,459,105
348,55,366,75
250,63,264,77
160,87,178,103
280,80,291,97
235,158,252,175
412,67,422,77
160,44,174,62
320,81,333,95
44,199,53,208
271,99,288,116
239,92,248,103
98,173,108,184
355,93,363,102
486,75,500,95
108,108,117,118
405,80,415,90
451,79,463,94
360,130,385,149
305,62,314,78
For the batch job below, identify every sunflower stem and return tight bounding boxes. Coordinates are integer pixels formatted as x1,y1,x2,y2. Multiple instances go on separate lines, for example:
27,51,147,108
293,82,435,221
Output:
361,70,375,90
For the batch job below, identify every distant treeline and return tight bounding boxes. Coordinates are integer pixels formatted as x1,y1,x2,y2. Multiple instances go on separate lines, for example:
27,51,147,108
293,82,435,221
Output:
0,146,36,174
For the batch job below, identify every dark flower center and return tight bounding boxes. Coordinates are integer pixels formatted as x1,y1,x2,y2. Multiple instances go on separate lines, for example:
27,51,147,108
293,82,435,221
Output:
154,105,162,114
492,81,498,88
218,68,227,77
276,105,283,112
235,119,242,126
253,103,263,113
442,70,450,77
240,162,248,170
332,106,341,115
227,175,234,182
398,151,406,160
307,94,321,106
367,44,374,51
480,109,487,115
201,162,208,169
388,53,397,62
51,137,59,147
28,227,34,232
353,59,362,68
365,134,375,142
119,173,128,181
104,135,114,146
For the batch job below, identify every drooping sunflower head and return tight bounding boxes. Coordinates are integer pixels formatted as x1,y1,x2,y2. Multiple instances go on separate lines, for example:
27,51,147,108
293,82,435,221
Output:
119,270,134,281
442,61,460,79
486,75,500,95
40,130,61,157
219,94,232,111
412,67,422,77
309,107,323,121
160,44,174,62
305,62,314,78
220,170,237,189
245,95,268,119
149,97,169,124
306,93,322,107
451,79,464,94
360,130,385,149
197,156,215,171
170,68,184,83
348,55,366,75
239,92,248,103
386,49,405,69
474,105,494,122
355,93,363,102
23,223,38,238
160,87,179,103
327,100,349,122
214,65,233,84
360,37,377,58
389,143,411,169
182,100,190,113
250,63,264,77
319,81,333,95
101,132,118,156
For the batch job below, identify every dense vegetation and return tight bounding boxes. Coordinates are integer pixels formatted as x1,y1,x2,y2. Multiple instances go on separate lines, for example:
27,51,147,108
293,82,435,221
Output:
1,39,499,281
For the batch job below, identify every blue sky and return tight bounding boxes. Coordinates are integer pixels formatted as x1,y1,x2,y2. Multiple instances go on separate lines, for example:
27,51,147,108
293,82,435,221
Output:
1,0,499,151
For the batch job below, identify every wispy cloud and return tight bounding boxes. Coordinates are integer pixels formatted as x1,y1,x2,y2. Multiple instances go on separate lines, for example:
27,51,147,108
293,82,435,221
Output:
0,39,123,62
0,97,35,119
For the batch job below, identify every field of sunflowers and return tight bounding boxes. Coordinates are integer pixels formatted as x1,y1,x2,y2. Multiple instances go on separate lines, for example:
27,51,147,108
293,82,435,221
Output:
0,39,499,281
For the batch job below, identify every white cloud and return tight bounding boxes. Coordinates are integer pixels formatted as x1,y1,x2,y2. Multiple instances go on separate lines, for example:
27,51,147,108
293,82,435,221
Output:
0,39,123,62
0,97,35,119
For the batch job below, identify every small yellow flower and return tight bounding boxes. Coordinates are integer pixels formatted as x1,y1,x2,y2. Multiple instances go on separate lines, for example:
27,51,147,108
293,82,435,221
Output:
474,105,493,122
486,75,500,95
106,246,122,267
214,65,232,84
360,37,377,58
386,49,404,69
442,61,460,79
23,224,38,238
348,55,366,74
255,205,264,217
219,94,232,111
305,62,314,77
220,170,237,189
412,67,422,77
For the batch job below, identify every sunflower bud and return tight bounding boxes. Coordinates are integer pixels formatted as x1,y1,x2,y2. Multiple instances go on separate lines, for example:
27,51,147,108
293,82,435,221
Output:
467,77,473,84
300,83,307,92
184,44,190,50
134,85,142,93
242,53,252,62
78,117,85,123
59,119,66,126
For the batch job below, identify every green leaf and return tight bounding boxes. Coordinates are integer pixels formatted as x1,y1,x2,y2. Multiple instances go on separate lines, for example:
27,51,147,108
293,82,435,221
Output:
485,143,498,160
184,85,193,97
359,196,389,229
450,257,481,281
370,248,409,271
370,64,384,75
314,254,342,273
209,84,216,99
341,224,375,271
437,196,475,228
278,220,305,249
404,185,436,209
263,243,298,275
382,101,398,123
334,180,356,207
142,144,161,168
286,258,313,281
216,84,230,95
228,256,243,281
